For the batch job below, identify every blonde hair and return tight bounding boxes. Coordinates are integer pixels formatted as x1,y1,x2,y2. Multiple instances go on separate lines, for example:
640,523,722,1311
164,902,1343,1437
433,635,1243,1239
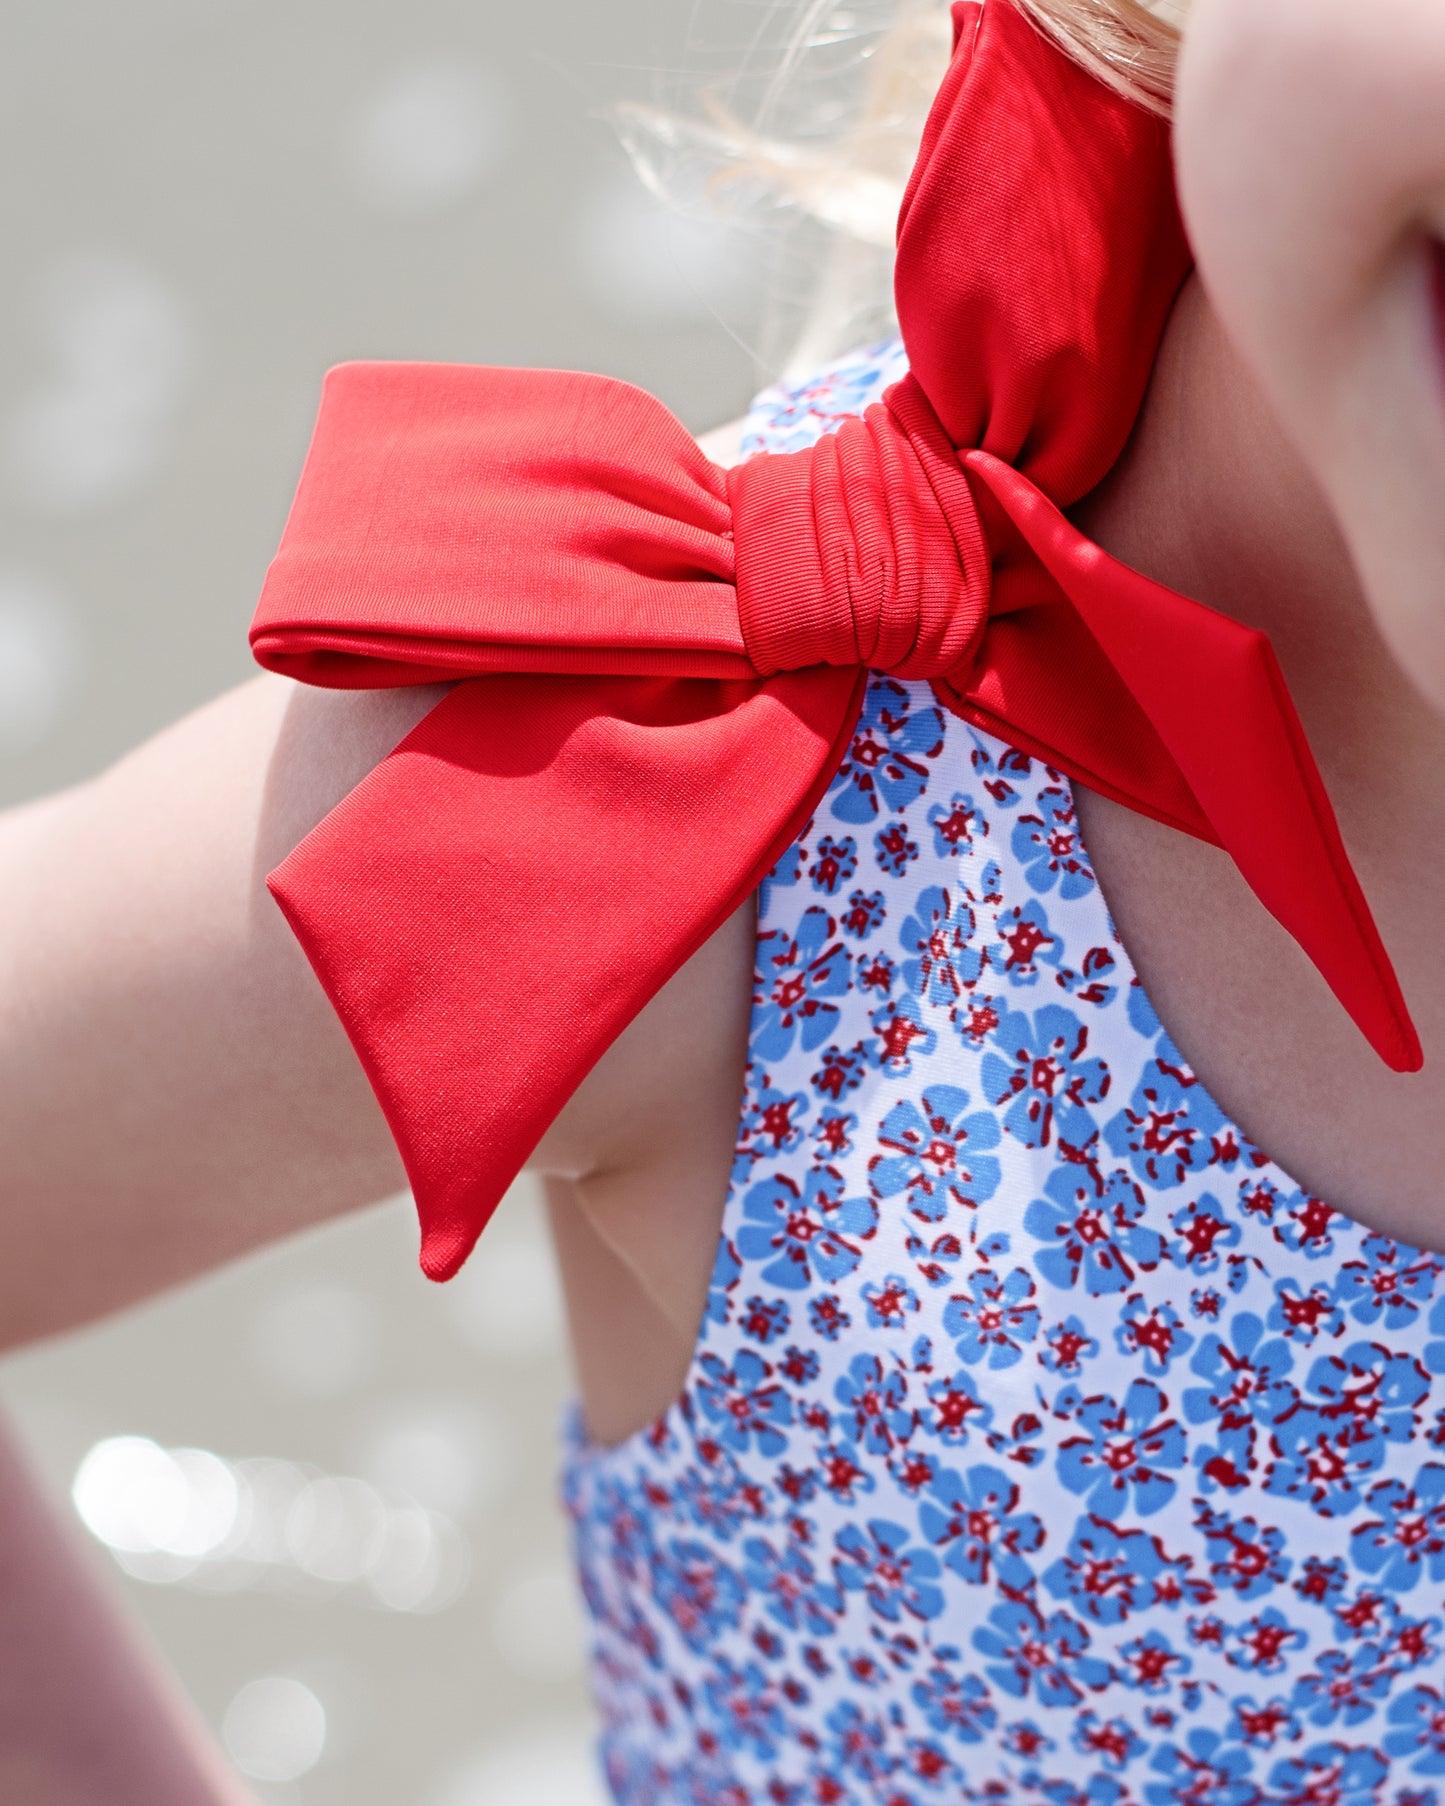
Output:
1015,0,1185,115
618,0,1187,376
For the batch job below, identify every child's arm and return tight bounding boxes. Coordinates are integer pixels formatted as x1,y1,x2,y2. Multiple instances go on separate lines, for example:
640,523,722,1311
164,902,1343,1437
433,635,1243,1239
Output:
0,419,752,1352
0,1409,258,1806
0,672,447,1349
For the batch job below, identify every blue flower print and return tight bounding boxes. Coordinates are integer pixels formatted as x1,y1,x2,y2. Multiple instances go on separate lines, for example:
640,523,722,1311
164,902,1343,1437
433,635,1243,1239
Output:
1266,1745,1390,1806
870,1084,1003,1222
906,1224,966,1289
1114,1296,1194,1376
899,884,985,1009
778,1343,819,1386
1235,1173,1284,1227
982,1005,1110,1150
1427,1294,1445,1372
1293,1554,1348,1611
901,1734,959,1789
743,370,857,452
1350,1465,1445,1591
737,1080,810,1166
1264,1415,1374,1520
1183,1312,1297,1489
1335,1235,1439,1331
1073,1712,1145,1772
1385,1686,1445,1774
918,1464,1044,1589
1104,1053,1231,1189
874,818,920,876
968,732,1032,812
1025,1166,1164,1295
927,791,983,860
738,1296,790,1346
815,1442,876,1507
1266,1276,1345,1346
973,856,1005,907
696,1348,794,1457
889,1445,939,1499
1043,1517,1201,1628
839,887,887,940
1117,1629,1192,1694
736,1166,878,1291
1001,1719,1056,1762
1327,1585,1408,1647
1266,1343,1430,1518
1056,943,1119,1011
1223,1696,1298,1749
1388,1611,1445,1677
808,1292,850,1341
1143,1728,1257,1806
944,1267,1041,1370
1195,1503,1291,1602
1224,1606,1308,1675
812,1105,856,1160
1167,1194,1242,1276
1039,1773,1129,1806
986,1408,1048,1470
1012,785,1095,901
703,1236,741,1328
1042,1316,1102,1377
911,1664,997,1744
811,1041,869,1100
701,1657,787,1761
921,1368,995,1447
1290,1646,1391,1729
650,1538,746,1653
972,1598,1111,1706
742,1536,841,1637
854,949,896,995
834,1353,915,1455
833,1519,945,1622
861,1274,921,1331
868,996,938,1075
672,1456,768,1546
1057,1379,1187,1519
953,988,1005,1050
809,835,857,896
822,1700,895,1786
828,678,944,823
1124,977,1165,1042
987,899,1063,988
755,907,850,1060
1271,1188,1339,1260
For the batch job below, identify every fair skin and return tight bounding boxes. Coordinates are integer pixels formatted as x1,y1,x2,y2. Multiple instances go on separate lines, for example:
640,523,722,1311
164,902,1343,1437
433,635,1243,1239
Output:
4,0,1445,1788
0,1421,257,1806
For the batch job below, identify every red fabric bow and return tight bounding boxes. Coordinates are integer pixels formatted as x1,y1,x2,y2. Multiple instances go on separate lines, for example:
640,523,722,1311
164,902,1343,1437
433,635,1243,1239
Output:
251,0,1419,1281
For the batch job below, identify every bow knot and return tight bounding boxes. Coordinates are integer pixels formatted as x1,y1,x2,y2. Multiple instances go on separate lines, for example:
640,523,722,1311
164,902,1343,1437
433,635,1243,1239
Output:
728,377,991,684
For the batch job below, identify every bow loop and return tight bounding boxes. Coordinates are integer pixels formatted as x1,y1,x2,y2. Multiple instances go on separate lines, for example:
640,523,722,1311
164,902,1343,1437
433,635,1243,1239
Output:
727,380,991,682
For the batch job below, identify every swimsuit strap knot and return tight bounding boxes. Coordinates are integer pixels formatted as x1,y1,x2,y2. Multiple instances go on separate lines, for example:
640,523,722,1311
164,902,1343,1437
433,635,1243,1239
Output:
729,382,990,683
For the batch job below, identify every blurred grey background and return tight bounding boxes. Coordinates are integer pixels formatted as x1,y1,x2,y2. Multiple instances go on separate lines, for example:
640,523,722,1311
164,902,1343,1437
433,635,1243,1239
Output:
0,1,772,1801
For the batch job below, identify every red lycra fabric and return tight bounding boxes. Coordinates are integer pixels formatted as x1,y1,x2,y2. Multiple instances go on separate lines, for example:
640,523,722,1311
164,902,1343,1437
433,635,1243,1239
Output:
250,0,1420,1282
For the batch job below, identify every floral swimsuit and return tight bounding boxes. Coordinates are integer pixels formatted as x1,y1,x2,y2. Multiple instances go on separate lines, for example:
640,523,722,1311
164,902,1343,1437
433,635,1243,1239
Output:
561,341,1445,1806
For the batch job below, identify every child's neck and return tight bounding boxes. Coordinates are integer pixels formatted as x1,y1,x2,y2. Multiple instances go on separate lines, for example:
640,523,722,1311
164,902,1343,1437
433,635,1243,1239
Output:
1073,273,1445,857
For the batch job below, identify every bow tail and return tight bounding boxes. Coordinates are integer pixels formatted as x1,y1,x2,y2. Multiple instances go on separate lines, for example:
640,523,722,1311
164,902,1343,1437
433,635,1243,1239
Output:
266,666,867,1279
961,450,1421,1074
